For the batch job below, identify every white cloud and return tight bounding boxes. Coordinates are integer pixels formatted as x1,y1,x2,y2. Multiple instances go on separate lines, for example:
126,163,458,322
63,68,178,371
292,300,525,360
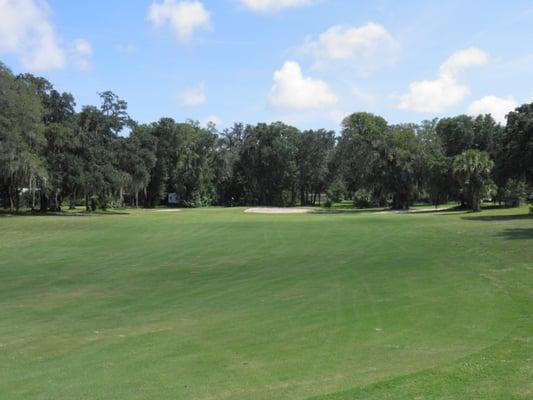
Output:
202,114,223,126
116,43,137,54
398,76,470,113
74,39,92,56
329,110,347,125
0,0,65,71
268,61,337,111
439,47,489,78
148,0,210,43
298,22,398,72
72,39,93,71
398,47,489,113
467,95,518,124
241,0,315,12
179,83,207,106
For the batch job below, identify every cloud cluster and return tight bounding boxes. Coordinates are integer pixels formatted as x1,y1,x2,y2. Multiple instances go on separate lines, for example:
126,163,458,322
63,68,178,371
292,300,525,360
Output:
268,61,337,111
148,0,210,43
179,83,207,106
241,0,315,13
467,95,518,124
73,39,93,71
298,22,398,72
398,48,489,113
0,0,94,71
0,0,65,71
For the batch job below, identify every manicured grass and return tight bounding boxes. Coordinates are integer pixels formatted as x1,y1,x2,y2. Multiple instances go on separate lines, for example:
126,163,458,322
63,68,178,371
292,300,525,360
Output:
0,206,531,399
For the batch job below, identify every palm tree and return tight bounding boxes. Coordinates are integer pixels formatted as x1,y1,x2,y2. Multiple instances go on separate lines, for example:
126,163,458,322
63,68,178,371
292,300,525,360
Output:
453,150,494,211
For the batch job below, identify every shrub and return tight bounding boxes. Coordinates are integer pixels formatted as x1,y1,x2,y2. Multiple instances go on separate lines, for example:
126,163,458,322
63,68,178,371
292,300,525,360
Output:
501,179,527,208
326,178,346,204
353,188,374,208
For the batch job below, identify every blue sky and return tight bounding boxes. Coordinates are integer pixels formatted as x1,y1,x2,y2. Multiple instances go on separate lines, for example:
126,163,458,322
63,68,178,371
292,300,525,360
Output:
1,0,532,132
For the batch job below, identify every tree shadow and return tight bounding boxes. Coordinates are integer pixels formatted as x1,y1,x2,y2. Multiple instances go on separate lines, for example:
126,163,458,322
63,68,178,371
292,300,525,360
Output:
495,228,533,240
315,208,388,215
406,207,461,215
0,210,130,218
461,214,533,222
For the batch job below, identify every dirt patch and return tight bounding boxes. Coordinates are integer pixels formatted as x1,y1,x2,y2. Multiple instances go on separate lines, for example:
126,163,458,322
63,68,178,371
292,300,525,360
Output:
244,207,314,214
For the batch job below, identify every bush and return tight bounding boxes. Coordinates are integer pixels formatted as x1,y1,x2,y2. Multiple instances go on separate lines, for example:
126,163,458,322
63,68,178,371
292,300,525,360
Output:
326,178,346,204
501,179,527,208
353,188,374,208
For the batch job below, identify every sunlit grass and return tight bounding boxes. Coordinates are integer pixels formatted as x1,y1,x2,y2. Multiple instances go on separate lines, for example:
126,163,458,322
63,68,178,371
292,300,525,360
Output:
0,206,531,399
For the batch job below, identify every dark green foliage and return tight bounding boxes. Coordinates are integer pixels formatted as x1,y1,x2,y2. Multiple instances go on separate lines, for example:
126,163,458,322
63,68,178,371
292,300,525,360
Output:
353,188,374,208
453,150,494,211
0,64,47,210
235,122,299,206
501,103,533,184
143,118,217,207
1,65,532,211
296,129,335,205
337,112,389,195
501,179,528,207
326,177,346,203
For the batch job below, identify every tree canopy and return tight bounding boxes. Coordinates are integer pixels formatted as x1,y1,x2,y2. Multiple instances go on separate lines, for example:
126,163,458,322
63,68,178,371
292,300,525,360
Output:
1,63,532,212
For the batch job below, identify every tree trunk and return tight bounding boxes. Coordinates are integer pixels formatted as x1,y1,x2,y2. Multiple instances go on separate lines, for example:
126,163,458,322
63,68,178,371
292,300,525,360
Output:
70,189,77,209
143,187,147,208
15,188,20,211
472,192,481,212
53,190,60,212
392,192,409,210
29,177,36,210
8,184,14,211
40,192,48,212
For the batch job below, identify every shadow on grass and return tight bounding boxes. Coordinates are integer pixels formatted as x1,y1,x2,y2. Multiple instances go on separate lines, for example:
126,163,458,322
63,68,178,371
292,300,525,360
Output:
315,207,463,215
316,208,387,215
407,207,462,215
0,210,130,218
495,228,533,240
461,214,533,222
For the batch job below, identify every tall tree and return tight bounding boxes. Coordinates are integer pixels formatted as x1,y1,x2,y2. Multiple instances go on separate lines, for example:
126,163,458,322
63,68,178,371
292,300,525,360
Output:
436,115,475,157
453,150,494,211
77,91,132,210
213,123,245,206
0,64,46,210
296,129,335,205
337,112,389,200
235,122,299,206
385,124,423,210
501,103,533,184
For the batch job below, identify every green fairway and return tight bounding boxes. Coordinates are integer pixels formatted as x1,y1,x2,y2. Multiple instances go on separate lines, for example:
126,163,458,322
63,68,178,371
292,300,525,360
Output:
0,207,531,399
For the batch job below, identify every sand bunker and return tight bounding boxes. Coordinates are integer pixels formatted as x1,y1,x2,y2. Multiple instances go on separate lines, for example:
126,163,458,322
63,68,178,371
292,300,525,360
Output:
245,207,314,214
153,209,181,212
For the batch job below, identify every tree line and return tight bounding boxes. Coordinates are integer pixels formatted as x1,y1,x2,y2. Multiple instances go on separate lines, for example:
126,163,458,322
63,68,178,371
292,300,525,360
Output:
1,63,532,212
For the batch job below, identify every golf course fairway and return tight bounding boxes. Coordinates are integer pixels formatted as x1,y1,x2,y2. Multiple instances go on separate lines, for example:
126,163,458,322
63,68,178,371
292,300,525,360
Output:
0,207,531,399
